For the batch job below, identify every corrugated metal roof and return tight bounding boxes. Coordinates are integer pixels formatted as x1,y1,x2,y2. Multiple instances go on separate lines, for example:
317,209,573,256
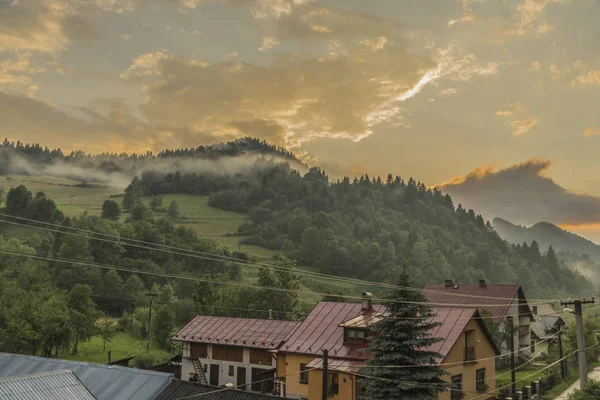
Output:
173,316,300,349
280,303,498,364
424,283,532,324
0,353,171,400
0,370,96,400
154,380,287,400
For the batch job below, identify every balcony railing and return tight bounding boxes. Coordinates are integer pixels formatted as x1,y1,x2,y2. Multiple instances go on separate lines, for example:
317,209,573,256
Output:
519,325,530,336
464,346,476,362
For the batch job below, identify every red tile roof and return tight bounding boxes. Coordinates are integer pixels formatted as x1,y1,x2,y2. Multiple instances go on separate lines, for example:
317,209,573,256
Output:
279,302,499,363
173,316,300,350
424,283,532,324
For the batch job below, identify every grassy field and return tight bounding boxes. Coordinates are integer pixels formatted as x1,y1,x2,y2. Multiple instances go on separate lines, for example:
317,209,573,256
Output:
0,175,119,217
61,332,171,365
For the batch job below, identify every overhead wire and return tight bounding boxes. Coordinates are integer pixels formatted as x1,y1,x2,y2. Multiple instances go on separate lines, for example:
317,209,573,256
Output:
0,214,565,305
0,247,567,309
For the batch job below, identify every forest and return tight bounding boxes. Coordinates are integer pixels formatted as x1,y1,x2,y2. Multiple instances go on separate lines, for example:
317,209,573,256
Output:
127,162,595,299
0,184,302,359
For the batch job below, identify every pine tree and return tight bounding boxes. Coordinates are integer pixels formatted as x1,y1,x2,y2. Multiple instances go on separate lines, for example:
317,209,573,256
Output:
363,269,448,400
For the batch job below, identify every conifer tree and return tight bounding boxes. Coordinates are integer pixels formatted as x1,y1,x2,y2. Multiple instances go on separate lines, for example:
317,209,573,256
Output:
363,268,448,400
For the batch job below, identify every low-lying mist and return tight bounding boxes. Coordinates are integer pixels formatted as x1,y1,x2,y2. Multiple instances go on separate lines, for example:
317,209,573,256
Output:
0,148,307,190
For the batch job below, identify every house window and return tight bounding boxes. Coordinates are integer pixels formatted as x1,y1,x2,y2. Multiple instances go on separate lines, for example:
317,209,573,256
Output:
476,368,486,392
451,375,462,400
329,373,339,396
300,364,309,384
229,365,235,377
345,329,367,342
531,340,536,353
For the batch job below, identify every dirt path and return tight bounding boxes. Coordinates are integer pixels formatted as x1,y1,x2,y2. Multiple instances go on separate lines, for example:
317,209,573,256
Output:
554,367,600,399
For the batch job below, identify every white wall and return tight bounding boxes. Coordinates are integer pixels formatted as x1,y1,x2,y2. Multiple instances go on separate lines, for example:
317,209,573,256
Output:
181,342,276,390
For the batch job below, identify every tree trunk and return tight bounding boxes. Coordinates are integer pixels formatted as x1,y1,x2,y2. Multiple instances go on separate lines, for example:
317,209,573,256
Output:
72,334,79,355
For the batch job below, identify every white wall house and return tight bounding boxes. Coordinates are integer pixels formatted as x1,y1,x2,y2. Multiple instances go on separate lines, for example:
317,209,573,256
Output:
173,316,299,394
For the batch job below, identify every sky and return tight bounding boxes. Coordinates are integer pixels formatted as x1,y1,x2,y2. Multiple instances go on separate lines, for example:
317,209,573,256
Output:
1,0,600,240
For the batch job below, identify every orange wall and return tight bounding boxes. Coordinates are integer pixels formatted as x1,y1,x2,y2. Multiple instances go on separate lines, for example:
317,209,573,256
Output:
439,319,497,400
307,370,357,400
278,319,497,400
277,353,315,398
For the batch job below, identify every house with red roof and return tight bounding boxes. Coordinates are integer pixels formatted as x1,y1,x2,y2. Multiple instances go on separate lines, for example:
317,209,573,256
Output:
424,280,535,355
173,316,299,395
276,294,500,400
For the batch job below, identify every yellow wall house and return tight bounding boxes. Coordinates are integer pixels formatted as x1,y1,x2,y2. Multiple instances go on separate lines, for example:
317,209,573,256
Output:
276,294,500,400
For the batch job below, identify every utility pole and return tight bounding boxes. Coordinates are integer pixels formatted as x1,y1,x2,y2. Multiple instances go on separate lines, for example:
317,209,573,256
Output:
146,292,159,354
507,316,517,396
561,298,595,388
322,349,328,400
558,324,566,379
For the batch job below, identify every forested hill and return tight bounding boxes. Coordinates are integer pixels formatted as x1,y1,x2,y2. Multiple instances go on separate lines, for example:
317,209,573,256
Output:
127,163,594,298
0,137,301,178
493,217,600,261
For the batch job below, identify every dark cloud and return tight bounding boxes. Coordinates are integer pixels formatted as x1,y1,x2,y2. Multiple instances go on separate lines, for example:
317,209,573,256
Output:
439,159,600,226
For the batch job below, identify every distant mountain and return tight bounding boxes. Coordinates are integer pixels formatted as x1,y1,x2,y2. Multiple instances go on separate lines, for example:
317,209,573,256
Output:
493,217,600,261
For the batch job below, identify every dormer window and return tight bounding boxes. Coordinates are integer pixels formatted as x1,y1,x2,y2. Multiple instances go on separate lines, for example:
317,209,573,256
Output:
345,328,367,342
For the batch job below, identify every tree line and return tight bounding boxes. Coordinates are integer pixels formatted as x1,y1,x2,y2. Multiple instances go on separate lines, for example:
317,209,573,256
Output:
127,164,595,299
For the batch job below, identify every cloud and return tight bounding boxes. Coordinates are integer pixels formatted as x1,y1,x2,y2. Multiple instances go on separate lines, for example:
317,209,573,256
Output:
0,0,71,54
258,36,280,52
515,0,566,34
447,0,483,27
120,51,170,79
508,116,539,136
118,33,499,149
530,61,541,71
495,101,538,136
121,34,132,40
439,158,600,226
94,0,135,14
584,128,600,138
573,70,600,87
0,90,191,154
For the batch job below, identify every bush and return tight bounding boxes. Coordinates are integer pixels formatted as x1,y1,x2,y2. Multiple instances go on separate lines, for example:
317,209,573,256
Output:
133,353,161,369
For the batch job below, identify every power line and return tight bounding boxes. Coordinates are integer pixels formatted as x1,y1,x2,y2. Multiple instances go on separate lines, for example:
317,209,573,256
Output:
0,214,565,305
0,246,562,309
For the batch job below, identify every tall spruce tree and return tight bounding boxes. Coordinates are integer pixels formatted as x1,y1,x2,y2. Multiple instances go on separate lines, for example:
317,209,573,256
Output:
363,269,448,400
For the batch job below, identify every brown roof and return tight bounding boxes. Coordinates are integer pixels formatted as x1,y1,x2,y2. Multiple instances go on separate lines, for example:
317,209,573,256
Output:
279,302,500,363
424,283,533,324
173,316,300,350
280,302,384,359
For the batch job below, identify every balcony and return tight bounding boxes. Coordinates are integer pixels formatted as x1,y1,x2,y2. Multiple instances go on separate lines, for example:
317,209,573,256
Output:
464,346,476,363
519,325,530,337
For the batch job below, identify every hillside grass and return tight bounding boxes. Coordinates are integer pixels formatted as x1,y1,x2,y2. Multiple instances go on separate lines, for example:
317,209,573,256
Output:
61,332,171,365
0,176,365,301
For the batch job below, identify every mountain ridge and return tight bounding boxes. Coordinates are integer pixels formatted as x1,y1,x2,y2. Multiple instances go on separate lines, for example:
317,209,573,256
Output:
493,217,600,261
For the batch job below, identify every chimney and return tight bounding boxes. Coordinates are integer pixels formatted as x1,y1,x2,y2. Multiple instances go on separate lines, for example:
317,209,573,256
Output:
361,292,373,311
445,280,453,288
479,279,487,288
